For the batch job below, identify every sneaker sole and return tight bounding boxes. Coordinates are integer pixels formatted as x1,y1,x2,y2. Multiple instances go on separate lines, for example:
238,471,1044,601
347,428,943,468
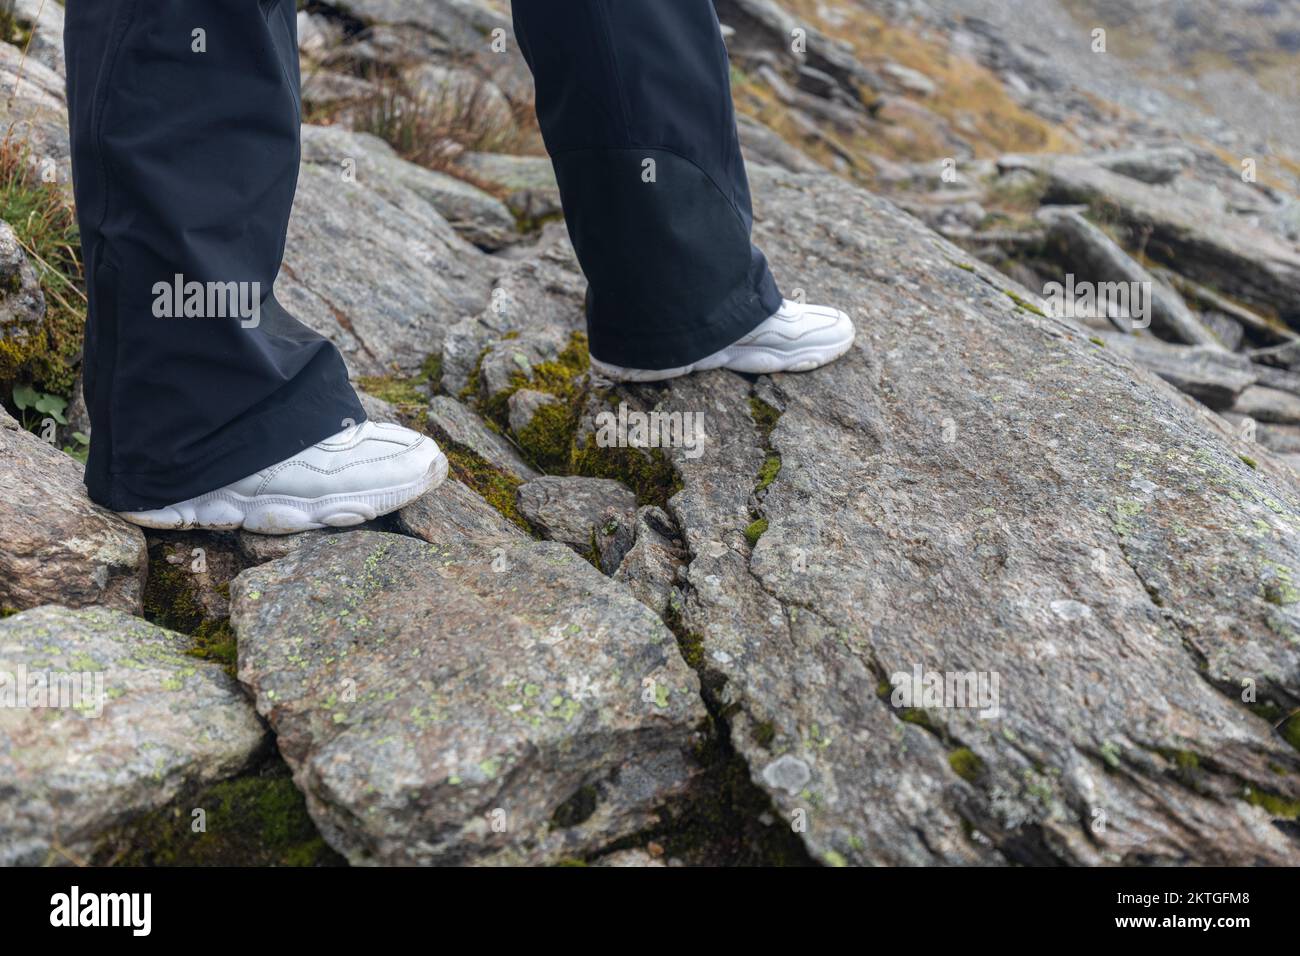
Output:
123,450,449,536
591,336,855,383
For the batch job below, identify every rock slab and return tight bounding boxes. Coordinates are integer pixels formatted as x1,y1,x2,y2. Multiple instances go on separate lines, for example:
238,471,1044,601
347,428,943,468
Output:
230,531,706,865
0,606,266,865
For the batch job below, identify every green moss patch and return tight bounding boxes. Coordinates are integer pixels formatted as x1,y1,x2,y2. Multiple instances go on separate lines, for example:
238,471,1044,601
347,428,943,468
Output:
1005,289,1046,318
438,439,530,531
356,353,443,425
1244,785,1300,820
461,332,683,508
569,438,683,509
95,759,343,866
947,747,985,782
749,396,781,445
755,454,782,493
515,397,575,474
141,546,238,677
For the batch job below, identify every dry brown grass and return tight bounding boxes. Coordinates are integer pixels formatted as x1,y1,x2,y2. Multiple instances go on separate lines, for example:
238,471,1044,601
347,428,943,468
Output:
312,62,543,195
752,0,1076,166
0,133,86,397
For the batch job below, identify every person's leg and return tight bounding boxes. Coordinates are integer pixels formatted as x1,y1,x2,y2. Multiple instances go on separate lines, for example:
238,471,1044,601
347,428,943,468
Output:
64,0,442,532
511,0,853,380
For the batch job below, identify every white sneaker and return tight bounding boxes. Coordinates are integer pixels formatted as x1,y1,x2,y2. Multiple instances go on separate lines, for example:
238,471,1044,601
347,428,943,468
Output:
119,422,448,535
590,300,855,383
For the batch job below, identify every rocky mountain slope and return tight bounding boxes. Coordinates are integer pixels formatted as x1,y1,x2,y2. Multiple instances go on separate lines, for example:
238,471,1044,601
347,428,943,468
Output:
2,0,1299,865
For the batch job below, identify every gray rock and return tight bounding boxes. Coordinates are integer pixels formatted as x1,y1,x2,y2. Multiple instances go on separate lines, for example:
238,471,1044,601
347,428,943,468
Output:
65,369,90,441
592,848,668,867
0,219,45,338
235,527,383,567
10,0,65,77
355,389,399,426
477,329,573,403
456,152,562,223
296,11,340,58
426,394,539,481
1232,385,1300,425
516,476,638,553
0,606,266,865
737,114,824,174
1090,146,1196,185
648,166,1300,865
404,62,516,138
1169,271,1292,345
612,507,687,618
229,531,706,865
0,42,71,185
1093,333,1256,409
280,125,492,377
1030,156,1300,322
1253,364,1300,397
339,0,514,52
1199,310,1245,352
1220,413,1300,455
396,477,527,544
717,0,877,106
1041,208,1222,347
301,122,519,252
508,388,561,437
0,405,146,615
299,70,381,115
882,62,938,97
440,224,587,395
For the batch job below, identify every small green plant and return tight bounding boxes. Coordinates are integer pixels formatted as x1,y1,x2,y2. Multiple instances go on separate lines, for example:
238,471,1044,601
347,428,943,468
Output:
12,381,65,428
63,429,90,463
11,383,87,460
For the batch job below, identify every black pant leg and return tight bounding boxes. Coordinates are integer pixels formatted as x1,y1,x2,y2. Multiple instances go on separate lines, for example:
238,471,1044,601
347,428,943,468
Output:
65,0,364,511
512,0,782,370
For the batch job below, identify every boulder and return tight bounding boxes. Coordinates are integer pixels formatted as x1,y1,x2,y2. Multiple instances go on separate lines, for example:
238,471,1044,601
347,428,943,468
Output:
230,531,707,865
0,606,266,865
0,405,146,615
516,476,638,553
1232,385,1300,425
396,477,527,544
1029,155,1300,322
508,388,561,437
280,125,492,377
1090,146,1196,185
300,123,518,252
1041,208,1222,347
